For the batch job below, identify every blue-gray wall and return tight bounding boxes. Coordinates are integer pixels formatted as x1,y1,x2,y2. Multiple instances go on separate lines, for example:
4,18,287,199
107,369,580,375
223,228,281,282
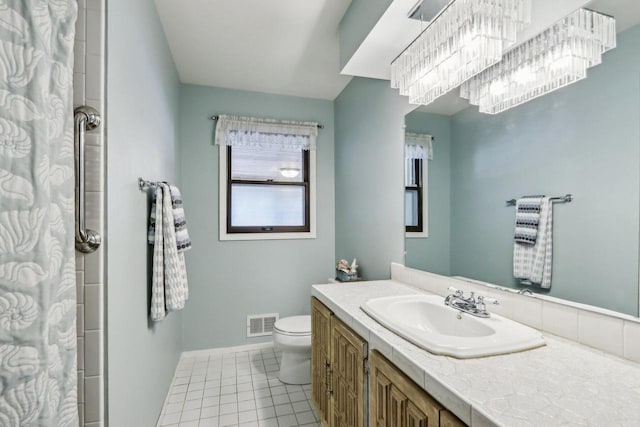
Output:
178,85,335,350
334,77,411,279
448,25,640,315
405,112,452,275
106,0,183,425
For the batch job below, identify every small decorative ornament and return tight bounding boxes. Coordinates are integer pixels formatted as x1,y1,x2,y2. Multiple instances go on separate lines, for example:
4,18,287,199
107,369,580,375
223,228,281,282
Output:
336,258,359,282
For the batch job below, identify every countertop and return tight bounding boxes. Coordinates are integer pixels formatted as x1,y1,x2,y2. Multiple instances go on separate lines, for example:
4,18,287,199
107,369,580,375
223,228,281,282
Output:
311,280,640,427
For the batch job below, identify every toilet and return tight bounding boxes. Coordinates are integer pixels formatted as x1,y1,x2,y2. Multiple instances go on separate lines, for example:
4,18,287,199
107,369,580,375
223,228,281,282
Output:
272,315,312,385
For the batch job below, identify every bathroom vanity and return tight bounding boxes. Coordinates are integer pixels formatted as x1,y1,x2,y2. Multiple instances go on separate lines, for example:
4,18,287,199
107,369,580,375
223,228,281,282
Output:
311,296,464,427
310,280,640,427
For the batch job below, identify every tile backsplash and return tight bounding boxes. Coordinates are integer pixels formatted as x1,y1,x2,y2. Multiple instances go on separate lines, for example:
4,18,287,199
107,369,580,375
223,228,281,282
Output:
74,0,106,425
391,263,640,365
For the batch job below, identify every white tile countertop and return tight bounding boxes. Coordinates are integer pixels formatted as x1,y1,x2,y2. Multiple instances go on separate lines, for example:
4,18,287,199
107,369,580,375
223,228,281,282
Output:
311,280,640,427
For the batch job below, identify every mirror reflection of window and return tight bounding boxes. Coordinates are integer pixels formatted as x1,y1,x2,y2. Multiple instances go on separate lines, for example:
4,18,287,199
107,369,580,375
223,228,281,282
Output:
405,158,423,231
404,132,433,237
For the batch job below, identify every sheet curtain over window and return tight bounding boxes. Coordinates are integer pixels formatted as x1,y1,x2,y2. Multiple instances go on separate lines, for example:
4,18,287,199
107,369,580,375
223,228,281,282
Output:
214,115,319,151
405,132,433,160
405,132,433,187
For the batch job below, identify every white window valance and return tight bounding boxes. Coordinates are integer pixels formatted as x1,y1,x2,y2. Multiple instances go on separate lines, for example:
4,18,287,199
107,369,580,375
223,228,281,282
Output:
405,132,433,160
214,114,319,151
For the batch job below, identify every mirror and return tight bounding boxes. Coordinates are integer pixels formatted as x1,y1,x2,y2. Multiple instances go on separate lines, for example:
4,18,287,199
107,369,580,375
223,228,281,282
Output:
404,22,640,317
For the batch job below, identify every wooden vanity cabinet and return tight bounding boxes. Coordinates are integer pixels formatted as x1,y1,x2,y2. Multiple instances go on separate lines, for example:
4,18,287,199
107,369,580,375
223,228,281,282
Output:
311,297,367,427
370,351,466,427
311,297,466,427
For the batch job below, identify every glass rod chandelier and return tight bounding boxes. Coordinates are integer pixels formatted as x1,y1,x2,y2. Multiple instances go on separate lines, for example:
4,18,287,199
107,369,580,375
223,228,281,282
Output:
460,9,616,114
390,0,532,106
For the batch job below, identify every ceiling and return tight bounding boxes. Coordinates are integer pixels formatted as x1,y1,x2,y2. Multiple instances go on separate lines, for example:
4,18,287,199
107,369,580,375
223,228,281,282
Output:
154,0,353,100
154,0,640,107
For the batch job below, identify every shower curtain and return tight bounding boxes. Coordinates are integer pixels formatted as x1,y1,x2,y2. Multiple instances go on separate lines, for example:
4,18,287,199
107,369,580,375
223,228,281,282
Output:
0,1,79,426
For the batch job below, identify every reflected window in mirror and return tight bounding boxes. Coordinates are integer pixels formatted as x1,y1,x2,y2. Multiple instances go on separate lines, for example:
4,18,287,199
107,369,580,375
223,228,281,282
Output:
405,158,423,232
405,132,433,238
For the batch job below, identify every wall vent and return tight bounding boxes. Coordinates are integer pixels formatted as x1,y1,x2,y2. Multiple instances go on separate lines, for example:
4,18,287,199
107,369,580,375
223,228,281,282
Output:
247,313,279,337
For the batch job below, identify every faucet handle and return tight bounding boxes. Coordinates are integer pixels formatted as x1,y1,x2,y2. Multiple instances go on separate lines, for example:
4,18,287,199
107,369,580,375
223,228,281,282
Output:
477,296,499,305
447,286,463,296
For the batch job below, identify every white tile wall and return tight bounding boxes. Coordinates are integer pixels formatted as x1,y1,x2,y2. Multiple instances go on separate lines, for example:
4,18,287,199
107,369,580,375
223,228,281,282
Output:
74,0,105,425
392,263,640,364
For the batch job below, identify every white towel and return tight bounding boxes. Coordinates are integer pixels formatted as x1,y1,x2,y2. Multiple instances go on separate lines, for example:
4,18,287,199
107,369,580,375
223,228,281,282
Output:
151,185,166,321
513,197,553,288
150,184,189,321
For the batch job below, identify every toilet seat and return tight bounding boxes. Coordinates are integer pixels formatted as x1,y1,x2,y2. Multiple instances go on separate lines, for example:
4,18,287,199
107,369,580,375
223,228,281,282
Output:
274,315,311,336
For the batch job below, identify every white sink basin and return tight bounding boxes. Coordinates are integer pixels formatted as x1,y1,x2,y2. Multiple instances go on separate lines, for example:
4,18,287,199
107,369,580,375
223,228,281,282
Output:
361,294,545,358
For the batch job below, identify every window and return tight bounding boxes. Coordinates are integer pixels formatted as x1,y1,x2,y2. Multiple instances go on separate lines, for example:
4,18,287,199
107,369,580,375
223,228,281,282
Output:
405,158,423,232
216,115,318,241
405,132,432,238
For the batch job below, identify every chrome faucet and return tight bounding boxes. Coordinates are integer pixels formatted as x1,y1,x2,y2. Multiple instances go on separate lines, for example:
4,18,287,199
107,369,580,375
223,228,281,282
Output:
444,287,499,318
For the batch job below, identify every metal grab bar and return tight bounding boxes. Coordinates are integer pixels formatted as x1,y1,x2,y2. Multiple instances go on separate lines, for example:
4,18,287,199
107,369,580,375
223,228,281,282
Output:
74,106,102,253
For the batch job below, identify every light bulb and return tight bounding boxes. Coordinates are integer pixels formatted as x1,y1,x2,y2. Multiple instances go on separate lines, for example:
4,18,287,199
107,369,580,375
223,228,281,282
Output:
279,168,300,178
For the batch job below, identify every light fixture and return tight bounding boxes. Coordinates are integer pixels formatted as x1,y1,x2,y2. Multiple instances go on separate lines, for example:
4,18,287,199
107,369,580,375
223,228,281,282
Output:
279,168,300,178
390,0,532,106
460,8,616,114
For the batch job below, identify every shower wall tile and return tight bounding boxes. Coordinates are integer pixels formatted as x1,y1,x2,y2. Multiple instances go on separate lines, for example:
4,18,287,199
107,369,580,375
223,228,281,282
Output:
84,246,103,285
74,41,86,73
85,145,103,192
78,371,85,403
84,284,103,330
84,330,102,377
86,9,102,56
74,0,105,425
85,191,103,232
78,337,85,370
86,55,103,101
76,271,84,302
75,3,85,42
86,0,103,11
84,376,103,423
77,304,84,337
73,73,85,106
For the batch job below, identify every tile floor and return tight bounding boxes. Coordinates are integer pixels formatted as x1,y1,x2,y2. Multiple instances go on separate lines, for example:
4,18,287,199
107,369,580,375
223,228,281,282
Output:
157,346,320,427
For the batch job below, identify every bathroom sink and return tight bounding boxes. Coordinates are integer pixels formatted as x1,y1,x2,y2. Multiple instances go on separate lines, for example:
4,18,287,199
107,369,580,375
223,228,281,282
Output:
361,294,545,358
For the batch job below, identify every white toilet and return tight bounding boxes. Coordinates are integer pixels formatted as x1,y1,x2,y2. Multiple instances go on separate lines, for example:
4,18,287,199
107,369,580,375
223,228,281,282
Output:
272,315,312,385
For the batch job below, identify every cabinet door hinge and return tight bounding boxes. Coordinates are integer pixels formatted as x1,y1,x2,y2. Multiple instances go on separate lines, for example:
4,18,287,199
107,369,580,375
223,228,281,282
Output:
364,357,369,375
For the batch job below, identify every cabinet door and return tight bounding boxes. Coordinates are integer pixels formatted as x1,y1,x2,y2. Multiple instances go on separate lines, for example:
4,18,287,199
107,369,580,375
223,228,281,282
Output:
311,298,333,426
331,316,367,427
370,351,443,427
371,370,391,427
406,401,429,427
439,409,466,427
389,385,408,427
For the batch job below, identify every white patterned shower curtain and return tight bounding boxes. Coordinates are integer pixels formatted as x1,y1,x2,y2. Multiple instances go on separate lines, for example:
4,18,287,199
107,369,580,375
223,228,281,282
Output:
0,1,79,426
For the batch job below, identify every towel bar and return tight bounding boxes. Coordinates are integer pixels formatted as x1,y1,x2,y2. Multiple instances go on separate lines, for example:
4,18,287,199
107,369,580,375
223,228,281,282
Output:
139,178,159,190
506,194,573,206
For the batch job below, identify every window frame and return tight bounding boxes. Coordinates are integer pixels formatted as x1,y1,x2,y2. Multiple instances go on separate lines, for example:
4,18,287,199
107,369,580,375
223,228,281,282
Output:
405,157,429,238
219,145,317,241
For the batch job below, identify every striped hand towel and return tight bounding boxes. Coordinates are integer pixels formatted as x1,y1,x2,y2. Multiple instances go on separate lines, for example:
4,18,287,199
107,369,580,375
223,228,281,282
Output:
148,184,192,252
513,197,553,288
169,185,192,252
514,197,542,245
